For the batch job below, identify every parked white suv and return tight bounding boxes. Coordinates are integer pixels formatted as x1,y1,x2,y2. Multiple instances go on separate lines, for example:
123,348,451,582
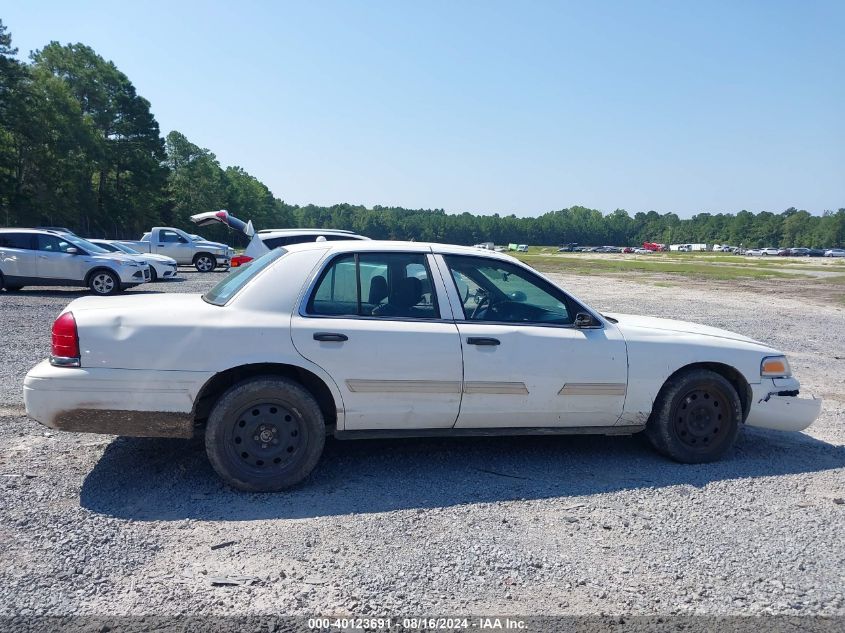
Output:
0,229,151,295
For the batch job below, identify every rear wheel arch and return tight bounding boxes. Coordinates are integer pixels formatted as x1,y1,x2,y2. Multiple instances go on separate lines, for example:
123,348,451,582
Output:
193,363,339,432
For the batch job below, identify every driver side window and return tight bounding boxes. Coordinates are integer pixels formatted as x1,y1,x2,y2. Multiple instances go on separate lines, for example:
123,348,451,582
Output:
160,230,187,244
444,255,572,325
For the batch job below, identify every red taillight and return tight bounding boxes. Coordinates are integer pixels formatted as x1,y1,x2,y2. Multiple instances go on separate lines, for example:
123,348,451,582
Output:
231,255,253,267
51,312,80,366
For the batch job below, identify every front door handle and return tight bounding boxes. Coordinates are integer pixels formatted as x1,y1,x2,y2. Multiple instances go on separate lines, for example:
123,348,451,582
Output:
467,337,500,346
313,332,348,342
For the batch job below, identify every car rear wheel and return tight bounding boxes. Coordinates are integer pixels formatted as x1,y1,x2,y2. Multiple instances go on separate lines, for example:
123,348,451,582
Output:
205,376,326,491
88,270,121,296
646,368,741,463
194,253,216,272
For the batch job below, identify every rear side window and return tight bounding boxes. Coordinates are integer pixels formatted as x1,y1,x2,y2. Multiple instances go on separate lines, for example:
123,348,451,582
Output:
307,252,439,319
0,233,33,249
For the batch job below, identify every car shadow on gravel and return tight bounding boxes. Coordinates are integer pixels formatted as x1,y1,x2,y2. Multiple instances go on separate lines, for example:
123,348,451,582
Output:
79,427,845,521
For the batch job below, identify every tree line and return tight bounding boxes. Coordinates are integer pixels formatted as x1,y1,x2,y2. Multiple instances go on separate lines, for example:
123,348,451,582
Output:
1,21,843,249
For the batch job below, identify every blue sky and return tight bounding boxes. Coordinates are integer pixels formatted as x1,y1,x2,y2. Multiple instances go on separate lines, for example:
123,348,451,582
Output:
4,1,844,217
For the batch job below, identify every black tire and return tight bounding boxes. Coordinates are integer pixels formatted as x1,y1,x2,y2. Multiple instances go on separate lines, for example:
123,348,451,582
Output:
88,269,122,295
1,271,24,291
194,253,217,272
205,376,325,491
645,368,741,463
148,266,158,282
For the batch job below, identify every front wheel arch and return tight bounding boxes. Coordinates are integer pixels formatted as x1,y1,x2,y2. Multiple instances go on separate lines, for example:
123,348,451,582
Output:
656,361,751,422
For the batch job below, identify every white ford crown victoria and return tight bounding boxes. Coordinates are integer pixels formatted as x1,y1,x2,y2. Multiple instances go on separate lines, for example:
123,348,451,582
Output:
24,241,821,491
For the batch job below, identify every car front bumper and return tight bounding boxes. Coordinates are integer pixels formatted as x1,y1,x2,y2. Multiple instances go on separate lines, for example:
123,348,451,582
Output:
745,377,822,432
23,360,213,438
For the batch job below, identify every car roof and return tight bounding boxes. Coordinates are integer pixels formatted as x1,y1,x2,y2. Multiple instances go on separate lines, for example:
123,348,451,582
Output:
0,227,66,235
282,239,520,262
257,228,362,236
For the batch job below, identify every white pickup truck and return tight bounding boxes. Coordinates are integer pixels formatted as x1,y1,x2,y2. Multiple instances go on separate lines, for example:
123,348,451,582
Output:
119,227,233,272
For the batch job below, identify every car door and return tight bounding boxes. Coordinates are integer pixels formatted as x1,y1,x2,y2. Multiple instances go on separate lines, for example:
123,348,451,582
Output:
35,234,86,281
155,229,194,262
0,232,37,280
291,249,463,430
434,254,628,429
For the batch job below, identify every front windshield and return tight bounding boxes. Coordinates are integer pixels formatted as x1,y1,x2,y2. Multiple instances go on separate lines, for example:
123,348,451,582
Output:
203,248,286,306
65,235,110,255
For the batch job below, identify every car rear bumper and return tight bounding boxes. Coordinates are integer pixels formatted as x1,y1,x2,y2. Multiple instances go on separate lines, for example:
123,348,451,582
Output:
745,377,822,432
23,360,212,438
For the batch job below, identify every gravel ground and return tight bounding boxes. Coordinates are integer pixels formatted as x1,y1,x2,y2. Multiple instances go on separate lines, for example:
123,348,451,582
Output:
0,267,843,619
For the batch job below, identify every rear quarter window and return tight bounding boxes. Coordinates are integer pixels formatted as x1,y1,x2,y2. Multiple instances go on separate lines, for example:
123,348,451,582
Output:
203,248,286,306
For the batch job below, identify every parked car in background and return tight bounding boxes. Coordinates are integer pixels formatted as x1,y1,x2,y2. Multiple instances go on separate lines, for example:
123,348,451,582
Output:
744,248,763,256
808,248,826,257
88,240,178,281
119,227,232,272
622,247,635,253
0,229,150,295
516,244,529,252
824,249,845,257
188,211,370,267
633,248,653,254
24,240,821,491
759,247,781,256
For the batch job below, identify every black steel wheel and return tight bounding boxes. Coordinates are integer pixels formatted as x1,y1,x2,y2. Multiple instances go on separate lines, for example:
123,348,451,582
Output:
646,368,741,463
205,376,325,491
671,386,731,451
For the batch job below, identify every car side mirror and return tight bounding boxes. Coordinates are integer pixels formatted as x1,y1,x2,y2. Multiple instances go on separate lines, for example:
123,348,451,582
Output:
66,247,78,255
574,312,598,328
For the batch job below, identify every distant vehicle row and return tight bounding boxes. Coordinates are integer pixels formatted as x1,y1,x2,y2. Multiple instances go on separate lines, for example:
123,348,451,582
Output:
745,247,843,257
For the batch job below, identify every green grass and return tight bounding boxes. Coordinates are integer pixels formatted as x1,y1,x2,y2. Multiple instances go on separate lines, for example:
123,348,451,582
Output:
514,253,815,281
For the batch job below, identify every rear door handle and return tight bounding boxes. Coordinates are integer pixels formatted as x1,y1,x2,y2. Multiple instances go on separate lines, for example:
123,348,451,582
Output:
313,332,348,342
467,337,500,346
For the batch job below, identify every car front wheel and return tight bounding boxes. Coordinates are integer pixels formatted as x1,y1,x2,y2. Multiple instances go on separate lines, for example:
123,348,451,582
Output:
194,254,217,272
646,368,741,463
88,270,122,296
205,376,326,491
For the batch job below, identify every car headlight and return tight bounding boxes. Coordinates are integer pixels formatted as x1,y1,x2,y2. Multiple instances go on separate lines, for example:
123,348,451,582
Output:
761,355,791,378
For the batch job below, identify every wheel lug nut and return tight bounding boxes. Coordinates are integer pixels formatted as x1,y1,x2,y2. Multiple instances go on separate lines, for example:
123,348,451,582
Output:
253,435,259,441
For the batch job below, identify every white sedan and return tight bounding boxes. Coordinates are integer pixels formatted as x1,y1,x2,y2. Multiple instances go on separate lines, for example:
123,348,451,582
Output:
88,239,179,281
24,241,821,491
